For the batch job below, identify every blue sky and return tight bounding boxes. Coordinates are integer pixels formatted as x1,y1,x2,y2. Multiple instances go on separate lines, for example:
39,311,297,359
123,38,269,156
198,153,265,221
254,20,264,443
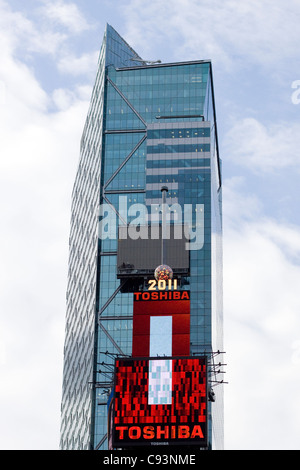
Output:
1,0,300,450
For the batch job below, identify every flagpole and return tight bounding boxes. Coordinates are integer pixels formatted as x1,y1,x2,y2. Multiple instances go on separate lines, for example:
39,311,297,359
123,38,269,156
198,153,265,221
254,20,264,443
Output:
161,185,168,265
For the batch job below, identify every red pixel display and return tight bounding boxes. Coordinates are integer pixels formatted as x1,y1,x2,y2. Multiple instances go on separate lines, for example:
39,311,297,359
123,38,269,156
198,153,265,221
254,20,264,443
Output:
113,356,207,447
132,290,190,357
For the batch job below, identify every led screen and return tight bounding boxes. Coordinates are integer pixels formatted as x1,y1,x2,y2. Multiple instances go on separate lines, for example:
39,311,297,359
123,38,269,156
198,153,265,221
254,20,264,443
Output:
113,356,207,447
132,290,190,357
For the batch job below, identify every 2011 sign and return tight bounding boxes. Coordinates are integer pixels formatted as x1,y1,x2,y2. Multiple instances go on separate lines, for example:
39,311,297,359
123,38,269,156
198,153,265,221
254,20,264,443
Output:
148,278,178,290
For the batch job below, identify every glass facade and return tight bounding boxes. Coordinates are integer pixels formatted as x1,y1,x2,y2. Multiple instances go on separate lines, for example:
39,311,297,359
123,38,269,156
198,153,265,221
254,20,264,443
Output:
60,24,223,450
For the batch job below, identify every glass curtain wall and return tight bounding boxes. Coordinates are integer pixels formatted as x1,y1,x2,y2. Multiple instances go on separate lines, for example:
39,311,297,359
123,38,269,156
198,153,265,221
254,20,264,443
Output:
60,23,223,451
60,24,145,450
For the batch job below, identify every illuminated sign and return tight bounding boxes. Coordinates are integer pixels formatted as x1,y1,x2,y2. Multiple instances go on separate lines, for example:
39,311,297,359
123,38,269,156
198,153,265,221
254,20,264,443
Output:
148,278,178,291
134,289,189,301
113,356,207,447
112,282,204,447
132,290,190,357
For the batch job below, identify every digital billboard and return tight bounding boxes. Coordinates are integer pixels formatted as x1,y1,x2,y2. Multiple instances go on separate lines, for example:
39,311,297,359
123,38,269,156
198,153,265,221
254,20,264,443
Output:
132,289,190,357
113,356,207,447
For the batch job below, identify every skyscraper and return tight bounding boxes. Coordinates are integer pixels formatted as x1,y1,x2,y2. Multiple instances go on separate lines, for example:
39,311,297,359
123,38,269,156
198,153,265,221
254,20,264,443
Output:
60,24,223,451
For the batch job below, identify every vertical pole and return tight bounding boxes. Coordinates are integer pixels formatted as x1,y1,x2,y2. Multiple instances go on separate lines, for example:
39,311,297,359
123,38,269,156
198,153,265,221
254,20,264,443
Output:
161,186,168,265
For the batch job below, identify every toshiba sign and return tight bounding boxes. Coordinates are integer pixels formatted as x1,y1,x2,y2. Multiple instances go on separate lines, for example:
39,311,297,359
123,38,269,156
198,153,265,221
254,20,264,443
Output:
132,290,190,357
113,356,207,447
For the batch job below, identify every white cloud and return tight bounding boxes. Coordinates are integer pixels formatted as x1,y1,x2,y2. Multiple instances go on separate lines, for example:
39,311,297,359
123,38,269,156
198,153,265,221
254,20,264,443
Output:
121,0,300,68
223,179,300,449
0,3,91,449
0,98,89,450
223,117,300,172
39,0,92,34
51,85,93,110
0,0,67,57
0,0,96,83
57,50,99,77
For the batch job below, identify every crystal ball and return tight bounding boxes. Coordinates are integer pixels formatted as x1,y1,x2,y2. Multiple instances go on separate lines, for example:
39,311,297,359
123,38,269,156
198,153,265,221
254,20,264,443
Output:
154,264,173,281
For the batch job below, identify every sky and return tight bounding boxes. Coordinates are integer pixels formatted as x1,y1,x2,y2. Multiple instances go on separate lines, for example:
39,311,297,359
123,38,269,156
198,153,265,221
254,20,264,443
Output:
0,0,300,450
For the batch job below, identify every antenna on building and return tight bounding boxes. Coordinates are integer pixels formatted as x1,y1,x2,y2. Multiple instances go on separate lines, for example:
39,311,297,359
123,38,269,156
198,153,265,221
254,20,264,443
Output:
161,185,168,265
130,58,162,64
153,186,173,283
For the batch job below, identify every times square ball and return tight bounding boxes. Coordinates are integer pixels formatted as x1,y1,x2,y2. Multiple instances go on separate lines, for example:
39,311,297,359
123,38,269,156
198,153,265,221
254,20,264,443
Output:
154,264,173,281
